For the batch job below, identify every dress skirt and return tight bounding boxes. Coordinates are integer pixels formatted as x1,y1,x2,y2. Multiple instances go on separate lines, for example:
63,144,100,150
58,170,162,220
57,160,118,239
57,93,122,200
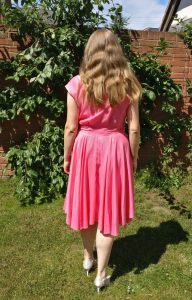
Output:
63,128,134,236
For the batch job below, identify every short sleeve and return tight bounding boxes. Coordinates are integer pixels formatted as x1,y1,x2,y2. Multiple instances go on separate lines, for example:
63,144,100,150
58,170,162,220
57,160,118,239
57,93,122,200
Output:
65,75,80,108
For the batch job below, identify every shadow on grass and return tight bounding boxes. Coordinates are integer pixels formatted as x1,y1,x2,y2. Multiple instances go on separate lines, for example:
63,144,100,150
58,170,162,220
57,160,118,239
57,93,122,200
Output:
160,191,192,219
109,219,189,281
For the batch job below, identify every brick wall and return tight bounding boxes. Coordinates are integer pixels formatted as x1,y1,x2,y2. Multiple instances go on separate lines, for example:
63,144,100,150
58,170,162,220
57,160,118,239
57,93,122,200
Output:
0,27,191,176
130,30,191,112
129,30,191,165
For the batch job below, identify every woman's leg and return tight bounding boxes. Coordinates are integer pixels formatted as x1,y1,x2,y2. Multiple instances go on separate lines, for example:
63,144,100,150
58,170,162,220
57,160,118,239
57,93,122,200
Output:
80,223,98,260
96,228,114,278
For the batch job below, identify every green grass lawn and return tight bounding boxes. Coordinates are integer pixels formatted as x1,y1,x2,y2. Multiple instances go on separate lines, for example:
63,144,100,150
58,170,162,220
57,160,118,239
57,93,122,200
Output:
0,171,192,300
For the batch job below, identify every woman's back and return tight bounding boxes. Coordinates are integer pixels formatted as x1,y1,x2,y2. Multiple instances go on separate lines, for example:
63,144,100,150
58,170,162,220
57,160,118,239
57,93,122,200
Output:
64,74,135,237
66,74,131,133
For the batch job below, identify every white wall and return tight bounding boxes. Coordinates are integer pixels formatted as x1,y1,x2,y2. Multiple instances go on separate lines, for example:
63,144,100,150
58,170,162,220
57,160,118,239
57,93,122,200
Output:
170,3,192,31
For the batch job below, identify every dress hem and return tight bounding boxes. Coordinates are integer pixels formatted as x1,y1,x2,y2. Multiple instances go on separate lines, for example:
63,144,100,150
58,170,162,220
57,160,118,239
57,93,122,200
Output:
63,207,134,237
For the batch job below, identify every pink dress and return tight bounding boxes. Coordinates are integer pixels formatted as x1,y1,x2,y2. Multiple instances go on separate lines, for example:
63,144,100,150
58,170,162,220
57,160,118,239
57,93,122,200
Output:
63,74,134,236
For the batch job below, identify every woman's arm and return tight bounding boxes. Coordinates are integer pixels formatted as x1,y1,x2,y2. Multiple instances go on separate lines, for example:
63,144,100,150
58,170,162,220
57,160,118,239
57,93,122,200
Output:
127,99,140,174
64,93,79,173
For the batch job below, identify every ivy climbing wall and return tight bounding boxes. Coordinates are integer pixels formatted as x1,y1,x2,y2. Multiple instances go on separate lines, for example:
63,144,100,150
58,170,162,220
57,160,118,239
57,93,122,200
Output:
130,30,191,112
129,30,191,167
0,27,191,177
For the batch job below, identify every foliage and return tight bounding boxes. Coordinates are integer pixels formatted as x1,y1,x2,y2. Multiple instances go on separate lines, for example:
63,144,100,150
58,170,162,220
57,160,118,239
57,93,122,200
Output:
130,52,182,143
173,14,192,49
122,38,190,190
171,15,192,169
186,78,192,96
145,162,185,192
0,86,65,121
3,119,67,205
183,23,192,49
0,0,191,204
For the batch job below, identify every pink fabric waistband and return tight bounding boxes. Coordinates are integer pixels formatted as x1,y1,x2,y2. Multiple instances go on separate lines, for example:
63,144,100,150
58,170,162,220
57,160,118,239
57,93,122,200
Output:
79,127,126,136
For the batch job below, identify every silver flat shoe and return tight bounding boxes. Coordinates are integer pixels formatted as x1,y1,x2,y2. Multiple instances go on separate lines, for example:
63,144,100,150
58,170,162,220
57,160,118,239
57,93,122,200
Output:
83,258,97,276
94,275,111,293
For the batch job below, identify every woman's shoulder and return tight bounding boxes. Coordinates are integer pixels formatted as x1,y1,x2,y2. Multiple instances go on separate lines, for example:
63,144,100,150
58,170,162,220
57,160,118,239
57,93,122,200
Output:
73,74,80,79
65,74,81,91
68,74,82,88
65,74,82,106
67,74,80,82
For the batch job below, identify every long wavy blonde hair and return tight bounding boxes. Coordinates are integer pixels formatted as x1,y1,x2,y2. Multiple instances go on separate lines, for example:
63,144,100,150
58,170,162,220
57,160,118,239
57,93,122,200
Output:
79,28,142,107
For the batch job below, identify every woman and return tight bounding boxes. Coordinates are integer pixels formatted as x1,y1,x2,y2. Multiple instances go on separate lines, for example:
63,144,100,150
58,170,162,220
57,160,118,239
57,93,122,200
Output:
63,28,142,293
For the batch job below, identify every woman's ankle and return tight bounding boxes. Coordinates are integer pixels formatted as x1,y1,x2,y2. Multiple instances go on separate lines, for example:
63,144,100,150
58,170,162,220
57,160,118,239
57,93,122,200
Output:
96,270,106,278
83,252,94,261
